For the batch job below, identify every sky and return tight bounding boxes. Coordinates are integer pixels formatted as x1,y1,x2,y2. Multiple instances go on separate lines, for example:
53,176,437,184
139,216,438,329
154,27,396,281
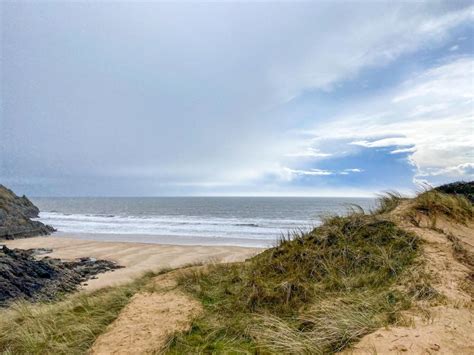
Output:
1,0,473,197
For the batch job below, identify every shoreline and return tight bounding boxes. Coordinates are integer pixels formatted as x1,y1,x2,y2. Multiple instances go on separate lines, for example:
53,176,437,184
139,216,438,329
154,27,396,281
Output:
4,236,262,291
49,231,277,248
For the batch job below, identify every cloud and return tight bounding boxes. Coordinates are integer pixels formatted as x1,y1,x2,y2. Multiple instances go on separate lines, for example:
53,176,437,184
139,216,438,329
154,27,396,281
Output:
282,167,363,179
269,3,474,100
390,147,417,155
283,168,333,177
285,147,332,158
339,168,363,175
301,57,474,184
419,163,474,177
350,138,414,148
1,1,473,195
337,168,364,175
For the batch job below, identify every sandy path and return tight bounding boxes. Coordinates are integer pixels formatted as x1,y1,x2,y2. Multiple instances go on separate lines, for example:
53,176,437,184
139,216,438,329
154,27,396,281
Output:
346,209,474,354
3,236,260,290
91,270,202,354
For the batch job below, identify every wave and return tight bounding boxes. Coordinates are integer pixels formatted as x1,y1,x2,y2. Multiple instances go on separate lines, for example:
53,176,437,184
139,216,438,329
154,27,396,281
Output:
37,211,318,240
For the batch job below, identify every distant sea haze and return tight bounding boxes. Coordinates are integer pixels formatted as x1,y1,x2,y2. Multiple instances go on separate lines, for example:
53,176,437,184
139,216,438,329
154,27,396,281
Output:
32,197,376,247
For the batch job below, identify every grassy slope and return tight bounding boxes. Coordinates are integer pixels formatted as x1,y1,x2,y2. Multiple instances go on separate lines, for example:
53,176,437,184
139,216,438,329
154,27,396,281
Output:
167,210,420,353
167,188,472,354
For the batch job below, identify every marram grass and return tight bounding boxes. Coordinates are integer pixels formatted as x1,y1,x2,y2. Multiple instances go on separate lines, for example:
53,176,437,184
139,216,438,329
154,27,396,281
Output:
0,271,162,355
166,210,420,354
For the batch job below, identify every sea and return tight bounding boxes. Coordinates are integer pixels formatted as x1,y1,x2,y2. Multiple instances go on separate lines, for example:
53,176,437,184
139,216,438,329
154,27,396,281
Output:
32,197,376,248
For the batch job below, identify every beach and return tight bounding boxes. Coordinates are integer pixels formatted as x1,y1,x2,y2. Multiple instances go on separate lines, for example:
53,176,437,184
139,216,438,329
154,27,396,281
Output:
4,236,261,291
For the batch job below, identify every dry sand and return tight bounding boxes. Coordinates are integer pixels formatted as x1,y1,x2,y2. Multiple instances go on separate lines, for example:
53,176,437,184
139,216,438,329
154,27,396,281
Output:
3,236,261,291
345,206,474,355
91,269,203,354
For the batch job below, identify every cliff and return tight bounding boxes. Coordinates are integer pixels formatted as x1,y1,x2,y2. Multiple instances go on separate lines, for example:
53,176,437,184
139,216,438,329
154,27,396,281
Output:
0,185,55,239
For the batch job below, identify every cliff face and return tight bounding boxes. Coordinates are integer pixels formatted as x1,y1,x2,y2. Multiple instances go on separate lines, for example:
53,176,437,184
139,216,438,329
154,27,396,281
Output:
0,185,55,239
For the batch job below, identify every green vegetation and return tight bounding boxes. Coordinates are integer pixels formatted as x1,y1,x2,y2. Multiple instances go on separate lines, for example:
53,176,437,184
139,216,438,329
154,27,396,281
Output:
435,181,474,204
409,189,473,225
0,271,163,355
167,210,420,354
373,191,404,215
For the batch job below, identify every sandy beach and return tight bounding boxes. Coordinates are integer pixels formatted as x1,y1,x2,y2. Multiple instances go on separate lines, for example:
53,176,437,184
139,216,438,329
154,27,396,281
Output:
4,236,261,291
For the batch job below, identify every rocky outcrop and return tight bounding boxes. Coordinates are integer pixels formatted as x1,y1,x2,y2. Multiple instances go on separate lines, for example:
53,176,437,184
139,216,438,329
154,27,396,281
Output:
0,246,122,306
0,185,55,239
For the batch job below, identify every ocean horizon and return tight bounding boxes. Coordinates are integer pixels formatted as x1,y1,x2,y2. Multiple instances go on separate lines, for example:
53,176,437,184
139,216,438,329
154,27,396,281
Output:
32,197,376,247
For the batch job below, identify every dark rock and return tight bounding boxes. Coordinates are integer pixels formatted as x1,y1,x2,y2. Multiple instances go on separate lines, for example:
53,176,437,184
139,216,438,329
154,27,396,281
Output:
0,185,56,240
26,248,54,256
0,245,123,307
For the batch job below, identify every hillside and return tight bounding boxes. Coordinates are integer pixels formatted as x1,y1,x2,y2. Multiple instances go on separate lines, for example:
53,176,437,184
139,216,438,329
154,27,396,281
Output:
0,185,54,239
346,189,473,353
0,183,472,354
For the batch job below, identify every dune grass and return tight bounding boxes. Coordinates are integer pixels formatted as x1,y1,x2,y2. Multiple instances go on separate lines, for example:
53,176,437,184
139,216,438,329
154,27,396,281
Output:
373,191,404,215
0,271,163,355
435,181,474,203
408,189,472,226
166,211,420,354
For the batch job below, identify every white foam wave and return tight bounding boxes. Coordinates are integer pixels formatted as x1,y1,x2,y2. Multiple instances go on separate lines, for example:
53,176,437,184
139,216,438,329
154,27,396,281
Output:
37,212,319,240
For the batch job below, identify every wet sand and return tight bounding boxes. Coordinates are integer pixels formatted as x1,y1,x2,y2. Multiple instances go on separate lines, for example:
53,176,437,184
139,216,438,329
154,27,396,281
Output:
3,236,262,291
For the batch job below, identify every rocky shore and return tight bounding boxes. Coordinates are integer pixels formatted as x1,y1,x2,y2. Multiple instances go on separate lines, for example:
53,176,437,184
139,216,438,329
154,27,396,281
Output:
0,185,55,239
0,245,122,307
0,185,123,306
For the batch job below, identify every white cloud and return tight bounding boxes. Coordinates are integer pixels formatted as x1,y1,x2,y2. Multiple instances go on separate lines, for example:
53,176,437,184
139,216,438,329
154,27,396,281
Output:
285,147,332,158
284,168,333,177
302,57,474,183
419,163,474,177
390,147,417,155
339,168,364,175
270,4,474,100
282,167,363,179
350,137,414,148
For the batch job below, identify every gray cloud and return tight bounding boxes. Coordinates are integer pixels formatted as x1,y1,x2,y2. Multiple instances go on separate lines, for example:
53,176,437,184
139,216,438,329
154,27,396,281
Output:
1,1,472,195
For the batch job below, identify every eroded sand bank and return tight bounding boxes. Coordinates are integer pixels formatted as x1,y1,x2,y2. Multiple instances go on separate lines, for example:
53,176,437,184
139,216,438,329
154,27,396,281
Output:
4,236,261,290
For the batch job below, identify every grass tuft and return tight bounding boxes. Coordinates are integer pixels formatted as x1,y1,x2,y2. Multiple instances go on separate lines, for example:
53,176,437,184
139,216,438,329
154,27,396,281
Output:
253,290,409,354
0,271,162,354
408,190,473,225
373,191,404,215
434,181,474,203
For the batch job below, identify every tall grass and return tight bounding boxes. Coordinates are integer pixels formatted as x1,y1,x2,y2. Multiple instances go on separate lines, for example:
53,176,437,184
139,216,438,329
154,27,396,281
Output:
409,190,473,225
0,272,160,354
373,191,404,214
254,290,409,354
434,181,474,203
167,211,420,354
